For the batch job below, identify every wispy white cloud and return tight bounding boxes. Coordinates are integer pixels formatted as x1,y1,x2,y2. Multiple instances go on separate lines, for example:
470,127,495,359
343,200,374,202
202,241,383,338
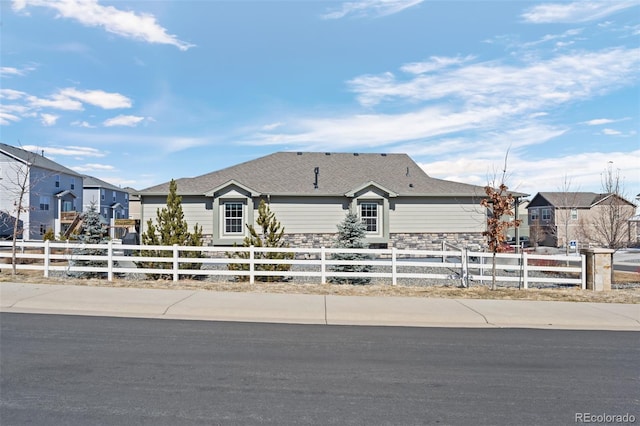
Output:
521,1,638,24
0,89,27,100
420,150,640,195
244,46,638,162
103,114,145,127
602,128,621,135
0,65,37,77
583,117,630,126
71,120,95,128
0,111,22,126
346,47,640,109
26,93,84,111
11,0,194,50
322,0,423,19
21,145,107,159
400,55,476,74
59,88,131,109
261,122,284,131
72,163,115,173
584,118,615,125
40,113,59,126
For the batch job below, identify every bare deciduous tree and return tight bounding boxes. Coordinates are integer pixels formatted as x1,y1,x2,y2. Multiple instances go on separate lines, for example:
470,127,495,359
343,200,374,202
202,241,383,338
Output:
554,175,580,255
1,146,37,275
480,154,521,290
589,163,634,249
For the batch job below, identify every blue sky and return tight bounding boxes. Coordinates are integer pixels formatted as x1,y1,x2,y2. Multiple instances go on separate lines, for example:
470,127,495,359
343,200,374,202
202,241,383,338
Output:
1,0,639,199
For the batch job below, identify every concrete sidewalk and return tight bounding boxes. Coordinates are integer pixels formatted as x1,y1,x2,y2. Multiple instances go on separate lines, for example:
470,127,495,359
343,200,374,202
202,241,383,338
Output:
1,282,639,330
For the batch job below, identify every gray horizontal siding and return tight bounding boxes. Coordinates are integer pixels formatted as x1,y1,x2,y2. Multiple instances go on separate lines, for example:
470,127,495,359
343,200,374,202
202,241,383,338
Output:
266,197,347,234
390,198,486,233
140,196,213,236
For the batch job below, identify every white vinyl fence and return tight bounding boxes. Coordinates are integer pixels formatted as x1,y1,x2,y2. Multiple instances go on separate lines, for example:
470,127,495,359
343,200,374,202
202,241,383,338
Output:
0,240,586,289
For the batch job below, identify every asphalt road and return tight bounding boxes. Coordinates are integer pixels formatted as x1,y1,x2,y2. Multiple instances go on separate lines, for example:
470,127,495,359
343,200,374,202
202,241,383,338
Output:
1,313,638,426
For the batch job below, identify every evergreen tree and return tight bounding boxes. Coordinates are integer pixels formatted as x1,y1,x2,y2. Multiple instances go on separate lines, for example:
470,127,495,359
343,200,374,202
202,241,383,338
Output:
68,203,108,278
329,212,372,285
228,199,293,282
139,179,203,279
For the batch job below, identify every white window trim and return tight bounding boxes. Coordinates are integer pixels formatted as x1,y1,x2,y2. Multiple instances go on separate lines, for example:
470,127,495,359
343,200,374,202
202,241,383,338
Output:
359,201,381,236
221,200,245,237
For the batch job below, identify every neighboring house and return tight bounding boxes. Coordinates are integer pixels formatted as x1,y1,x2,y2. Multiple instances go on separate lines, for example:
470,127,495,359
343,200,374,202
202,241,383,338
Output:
527,191,636,248
124,187,140,221
504,198,530,242
82,175,130,239
0,143,83,240
139,152,518,250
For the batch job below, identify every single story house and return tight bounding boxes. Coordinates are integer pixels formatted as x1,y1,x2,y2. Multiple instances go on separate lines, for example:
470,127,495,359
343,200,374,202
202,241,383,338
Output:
138,152,517,250
527,191,636,248
0,143,83,240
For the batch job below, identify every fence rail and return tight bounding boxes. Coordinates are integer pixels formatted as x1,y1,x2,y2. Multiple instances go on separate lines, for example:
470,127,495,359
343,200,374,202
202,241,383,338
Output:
0,240,586,289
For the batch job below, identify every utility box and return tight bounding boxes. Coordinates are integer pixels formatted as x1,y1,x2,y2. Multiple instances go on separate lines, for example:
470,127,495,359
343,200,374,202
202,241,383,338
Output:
580,248,615,291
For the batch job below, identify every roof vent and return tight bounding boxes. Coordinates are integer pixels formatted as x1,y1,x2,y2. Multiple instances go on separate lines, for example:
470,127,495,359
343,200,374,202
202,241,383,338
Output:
325,152,331,155
314,166,319,189
409,183,414,188
381,153,387,156
297,152,303,155
353,153,359,156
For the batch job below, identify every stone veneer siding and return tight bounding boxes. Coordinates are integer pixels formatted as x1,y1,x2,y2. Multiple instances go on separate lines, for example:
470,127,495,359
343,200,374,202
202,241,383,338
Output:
204,232,485,250
281,232,485,250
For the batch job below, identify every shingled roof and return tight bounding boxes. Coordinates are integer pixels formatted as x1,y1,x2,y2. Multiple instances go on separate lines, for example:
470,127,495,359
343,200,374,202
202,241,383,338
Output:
140,152,489,197
0,143,82,177
530,192,635,208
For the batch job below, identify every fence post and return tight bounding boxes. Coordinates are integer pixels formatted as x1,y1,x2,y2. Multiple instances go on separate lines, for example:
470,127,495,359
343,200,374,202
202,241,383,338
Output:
44,239,50,278
173,244,179,282
460,247,467,288
108,240,114,282
249,245,255,284
522,252,529,290
320,247,326,284
391,247,397,286
581,254,586,290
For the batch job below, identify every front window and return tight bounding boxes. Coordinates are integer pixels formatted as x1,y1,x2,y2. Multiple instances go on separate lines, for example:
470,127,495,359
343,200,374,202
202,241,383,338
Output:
39,196,50,211
224,202,243,234
530,209,539,221
101,189,105,201
570,209,578,220
71,178,75,190
62,201,73,212
360,202,378,233
55,175,60,188
542,209,551,221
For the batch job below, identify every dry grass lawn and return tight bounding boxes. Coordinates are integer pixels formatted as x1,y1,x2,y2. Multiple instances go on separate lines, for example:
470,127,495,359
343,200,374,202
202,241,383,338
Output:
2,269,639,304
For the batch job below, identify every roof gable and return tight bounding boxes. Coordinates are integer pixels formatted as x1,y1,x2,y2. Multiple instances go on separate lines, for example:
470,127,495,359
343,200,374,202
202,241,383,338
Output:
529,192,636,208
140,152,489,197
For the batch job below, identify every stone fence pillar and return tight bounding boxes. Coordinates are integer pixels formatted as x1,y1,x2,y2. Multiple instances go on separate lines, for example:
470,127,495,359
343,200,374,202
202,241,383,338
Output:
580,248,615,291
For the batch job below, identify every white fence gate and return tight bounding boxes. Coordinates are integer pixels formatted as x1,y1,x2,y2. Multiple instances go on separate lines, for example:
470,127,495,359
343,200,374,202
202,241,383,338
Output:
0,240,586,289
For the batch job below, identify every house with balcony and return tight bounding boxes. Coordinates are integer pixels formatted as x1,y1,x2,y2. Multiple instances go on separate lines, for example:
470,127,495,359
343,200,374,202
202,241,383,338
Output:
82,175,130,239
0,143,83,240
138,152,525,250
